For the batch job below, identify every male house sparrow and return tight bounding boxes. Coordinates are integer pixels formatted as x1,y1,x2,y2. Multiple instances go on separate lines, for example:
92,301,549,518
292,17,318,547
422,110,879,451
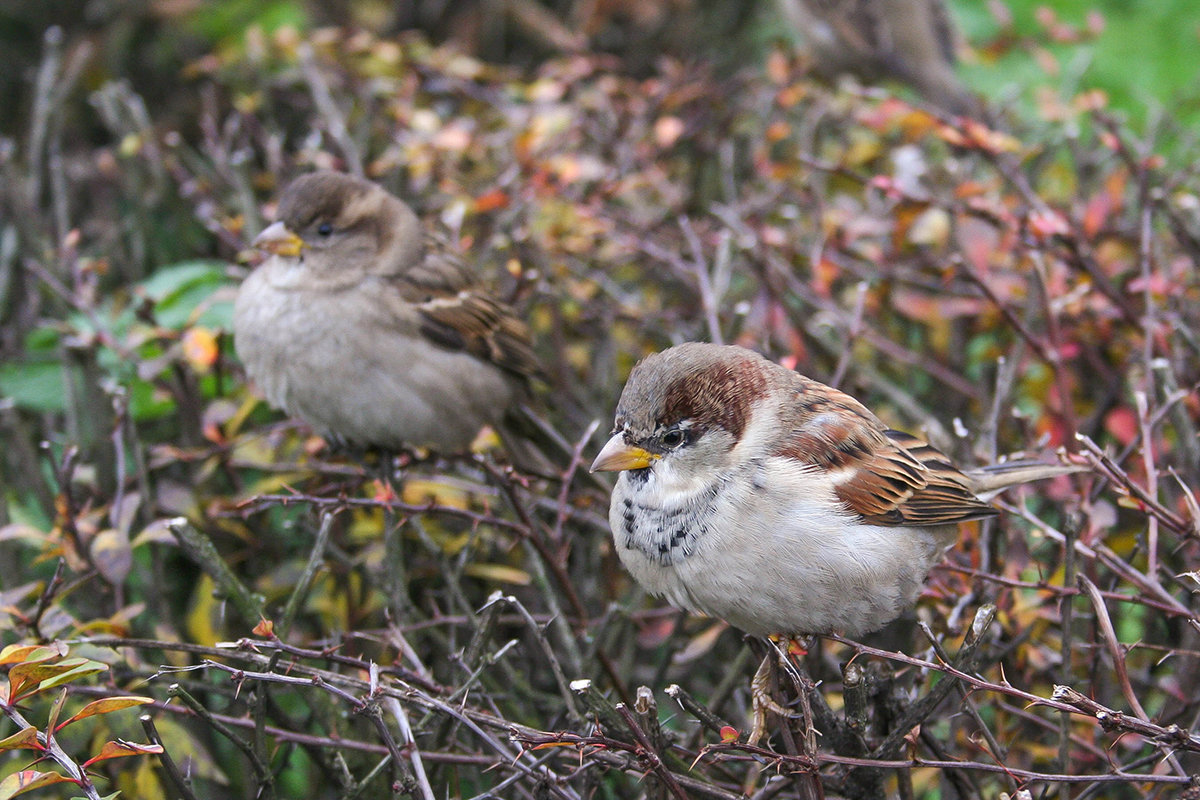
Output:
591,342,1078,638
233,171,540,456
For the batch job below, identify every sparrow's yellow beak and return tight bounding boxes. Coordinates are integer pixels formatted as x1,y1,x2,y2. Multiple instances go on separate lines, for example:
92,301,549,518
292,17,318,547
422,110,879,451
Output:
590,433,656,473
253,221,306,257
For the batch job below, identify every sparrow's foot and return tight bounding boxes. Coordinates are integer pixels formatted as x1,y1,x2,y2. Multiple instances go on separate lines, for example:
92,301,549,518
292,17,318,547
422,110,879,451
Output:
748,652,797,746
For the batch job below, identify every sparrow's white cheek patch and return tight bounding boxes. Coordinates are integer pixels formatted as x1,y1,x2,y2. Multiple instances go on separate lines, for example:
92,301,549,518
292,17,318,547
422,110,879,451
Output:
729,403,778,462
827,467,857,486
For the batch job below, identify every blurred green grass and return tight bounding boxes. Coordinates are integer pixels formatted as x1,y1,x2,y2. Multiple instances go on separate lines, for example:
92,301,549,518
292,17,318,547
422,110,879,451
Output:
956,0,1200,133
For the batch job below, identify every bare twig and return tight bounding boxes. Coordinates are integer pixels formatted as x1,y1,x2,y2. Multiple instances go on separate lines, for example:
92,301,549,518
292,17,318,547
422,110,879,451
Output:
297,43,364,177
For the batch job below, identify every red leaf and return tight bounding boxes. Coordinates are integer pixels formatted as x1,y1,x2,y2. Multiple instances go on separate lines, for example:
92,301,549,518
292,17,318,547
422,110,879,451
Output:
1104,407,1139,446
473,189,510,213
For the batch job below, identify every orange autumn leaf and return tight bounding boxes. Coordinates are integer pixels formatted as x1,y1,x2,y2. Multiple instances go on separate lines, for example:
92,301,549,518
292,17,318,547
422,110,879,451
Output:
765,120,791,143
0,770,76,799
55,696,154,732
0,727,41,753
82,739,164,767
473,189,510,213
182,326,219,372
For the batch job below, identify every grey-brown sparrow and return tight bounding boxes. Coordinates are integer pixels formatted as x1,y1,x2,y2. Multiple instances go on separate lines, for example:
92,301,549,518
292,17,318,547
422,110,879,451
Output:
591,342,1080,639
233,171,540,457
776,0,980,117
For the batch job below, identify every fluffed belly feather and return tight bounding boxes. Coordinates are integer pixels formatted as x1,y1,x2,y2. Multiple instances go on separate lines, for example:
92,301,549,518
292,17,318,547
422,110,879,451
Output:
610,466,956,637
233,280,514,450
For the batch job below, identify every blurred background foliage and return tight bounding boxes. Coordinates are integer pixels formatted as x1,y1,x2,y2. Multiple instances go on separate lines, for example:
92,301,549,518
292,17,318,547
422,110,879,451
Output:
956,0,1200,132
4,0,1199,137
0,1,1199,798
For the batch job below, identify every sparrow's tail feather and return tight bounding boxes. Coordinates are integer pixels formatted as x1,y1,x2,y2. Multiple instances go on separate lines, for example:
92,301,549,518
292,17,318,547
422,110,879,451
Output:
964,459,1088,499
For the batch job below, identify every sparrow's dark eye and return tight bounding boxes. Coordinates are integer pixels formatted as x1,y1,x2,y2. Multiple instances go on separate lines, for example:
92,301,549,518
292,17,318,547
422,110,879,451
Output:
316,222,334,237
661,429,685,449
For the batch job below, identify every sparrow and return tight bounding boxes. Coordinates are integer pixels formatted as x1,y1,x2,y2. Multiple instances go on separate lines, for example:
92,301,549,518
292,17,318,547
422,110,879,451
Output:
591,342,1080,639
776,0,980,117
233,171,541,458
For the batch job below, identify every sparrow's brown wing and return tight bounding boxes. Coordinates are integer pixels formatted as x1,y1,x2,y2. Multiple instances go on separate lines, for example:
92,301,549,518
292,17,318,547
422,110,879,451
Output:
775,381,995,526
398,245,541,384
878,430,998,525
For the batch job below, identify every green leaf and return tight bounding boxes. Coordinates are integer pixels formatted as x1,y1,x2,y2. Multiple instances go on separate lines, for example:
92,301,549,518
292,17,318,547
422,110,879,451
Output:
136,260,234,330
46,688,68,741
8,657,107,702
0,361,66,413
125,379,178,423
35,659,110,694
188,0,309,43
137,260,226,301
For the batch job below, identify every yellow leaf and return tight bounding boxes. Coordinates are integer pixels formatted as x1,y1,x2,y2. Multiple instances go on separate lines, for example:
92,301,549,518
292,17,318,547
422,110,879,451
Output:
907,207,951,248
842,129,882,167
116,758,167,800
401,479,470,510
186,575,221,646
0,643,67,665
118,133,142,157
55,696,154,732
182,327,219,372
463,563,532,586
240,471,314,501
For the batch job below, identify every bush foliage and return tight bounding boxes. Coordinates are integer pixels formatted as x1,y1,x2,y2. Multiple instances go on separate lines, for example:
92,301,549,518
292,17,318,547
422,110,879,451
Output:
1,7,1199,800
